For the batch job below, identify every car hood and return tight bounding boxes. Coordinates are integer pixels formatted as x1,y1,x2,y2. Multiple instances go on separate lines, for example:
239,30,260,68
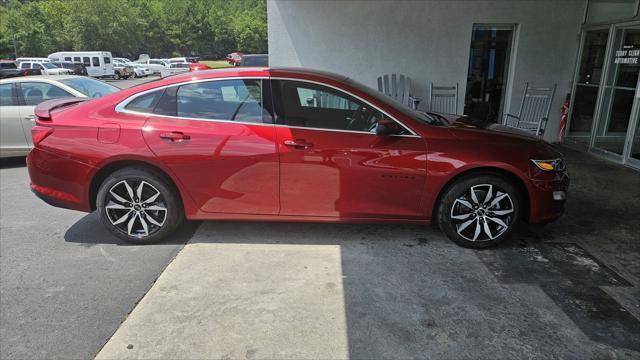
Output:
423,112,562,158
426,112,538,140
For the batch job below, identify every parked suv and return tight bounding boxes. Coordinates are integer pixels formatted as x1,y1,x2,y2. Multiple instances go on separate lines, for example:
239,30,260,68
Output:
0,60,41,79
18,61,71,75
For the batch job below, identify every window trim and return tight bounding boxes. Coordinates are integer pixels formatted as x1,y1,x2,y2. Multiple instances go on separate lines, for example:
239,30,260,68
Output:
115,76,419,137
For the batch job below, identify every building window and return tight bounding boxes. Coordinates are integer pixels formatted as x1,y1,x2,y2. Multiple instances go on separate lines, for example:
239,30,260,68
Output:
586,0,638,24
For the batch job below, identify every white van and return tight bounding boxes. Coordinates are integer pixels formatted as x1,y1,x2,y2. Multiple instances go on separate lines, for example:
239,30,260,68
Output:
16,57,51,63
48,51,114,78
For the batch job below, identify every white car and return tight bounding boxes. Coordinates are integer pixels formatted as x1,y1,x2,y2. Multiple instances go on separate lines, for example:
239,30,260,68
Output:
113,58,152,78
135,59,169,74
18,62,71,75
0,75,119,158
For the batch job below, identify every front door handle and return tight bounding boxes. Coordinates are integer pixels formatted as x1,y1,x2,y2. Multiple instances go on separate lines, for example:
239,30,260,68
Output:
283,139,314,149
24,115,35,122
160,131,190,142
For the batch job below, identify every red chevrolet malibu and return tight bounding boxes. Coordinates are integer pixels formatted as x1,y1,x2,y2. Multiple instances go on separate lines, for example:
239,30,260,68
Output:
27,68,568,248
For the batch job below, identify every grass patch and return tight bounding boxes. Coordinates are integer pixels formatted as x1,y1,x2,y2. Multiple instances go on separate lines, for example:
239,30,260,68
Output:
200,60,233,68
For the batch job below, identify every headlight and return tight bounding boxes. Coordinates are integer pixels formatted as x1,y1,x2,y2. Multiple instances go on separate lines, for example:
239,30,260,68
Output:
531,158,566,172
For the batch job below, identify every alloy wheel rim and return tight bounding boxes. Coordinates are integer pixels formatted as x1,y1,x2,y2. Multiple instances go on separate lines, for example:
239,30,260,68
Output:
105,180,167,238
450,184,514,242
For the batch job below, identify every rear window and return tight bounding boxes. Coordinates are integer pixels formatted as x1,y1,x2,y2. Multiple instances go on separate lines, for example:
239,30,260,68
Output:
0,62,17,69
104,57,111,64
59,77,119,98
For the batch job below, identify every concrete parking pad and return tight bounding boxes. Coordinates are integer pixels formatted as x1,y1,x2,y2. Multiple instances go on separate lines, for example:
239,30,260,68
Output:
96,242,349,359
96,146,640,359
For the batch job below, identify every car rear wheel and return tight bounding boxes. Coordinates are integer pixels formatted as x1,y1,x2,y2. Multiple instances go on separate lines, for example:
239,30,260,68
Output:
96,167,183,244
437,174,521,248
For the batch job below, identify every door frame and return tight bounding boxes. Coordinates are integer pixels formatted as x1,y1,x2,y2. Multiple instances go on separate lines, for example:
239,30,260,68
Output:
465,23,518,123
566,20,640,169
623,75,640,169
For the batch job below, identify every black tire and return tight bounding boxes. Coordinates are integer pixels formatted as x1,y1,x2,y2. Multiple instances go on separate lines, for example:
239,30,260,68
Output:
96,167,183,244
437,174,521,249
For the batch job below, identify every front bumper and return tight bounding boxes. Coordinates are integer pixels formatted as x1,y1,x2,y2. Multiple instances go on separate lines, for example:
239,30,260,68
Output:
527,170,570,224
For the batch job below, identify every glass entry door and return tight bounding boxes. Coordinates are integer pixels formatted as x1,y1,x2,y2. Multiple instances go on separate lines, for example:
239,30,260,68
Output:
592,26,640,156
625,76,640,169
568,29,610,143
464,25,514,122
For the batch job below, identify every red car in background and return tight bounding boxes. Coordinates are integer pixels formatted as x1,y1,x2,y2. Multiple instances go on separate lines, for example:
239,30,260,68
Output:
27,68,568,248
226,51,243,66
188,63,212,72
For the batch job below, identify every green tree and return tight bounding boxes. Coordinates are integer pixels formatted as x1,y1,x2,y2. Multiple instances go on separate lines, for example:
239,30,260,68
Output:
0,0,268,59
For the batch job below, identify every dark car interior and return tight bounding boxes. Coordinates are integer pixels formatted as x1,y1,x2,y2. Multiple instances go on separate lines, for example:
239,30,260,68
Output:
276,80,383,133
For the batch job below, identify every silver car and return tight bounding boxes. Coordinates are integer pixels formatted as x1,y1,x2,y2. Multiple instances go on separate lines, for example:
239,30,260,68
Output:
0,75,119,158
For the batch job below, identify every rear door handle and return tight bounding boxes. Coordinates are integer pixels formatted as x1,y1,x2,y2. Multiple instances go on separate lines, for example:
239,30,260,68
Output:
160,131,190,142
283,139,314,149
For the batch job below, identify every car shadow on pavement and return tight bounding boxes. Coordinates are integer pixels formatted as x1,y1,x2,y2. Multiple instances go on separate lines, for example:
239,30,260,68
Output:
64,211,202,246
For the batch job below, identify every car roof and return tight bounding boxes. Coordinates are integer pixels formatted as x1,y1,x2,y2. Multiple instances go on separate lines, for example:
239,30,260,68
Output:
0,75,86,83
162,67,347,83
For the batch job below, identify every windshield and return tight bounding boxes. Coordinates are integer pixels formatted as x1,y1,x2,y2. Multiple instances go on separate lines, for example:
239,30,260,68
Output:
343,78,445,126
59,77,119,98
42,63,58,69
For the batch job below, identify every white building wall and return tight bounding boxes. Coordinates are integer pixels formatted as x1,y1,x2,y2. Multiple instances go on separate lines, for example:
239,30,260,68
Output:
268,0,587,142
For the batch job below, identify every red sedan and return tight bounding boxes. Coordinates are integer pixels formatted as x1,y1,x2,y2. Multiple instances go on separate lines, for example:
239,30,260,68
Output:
27,68,568,248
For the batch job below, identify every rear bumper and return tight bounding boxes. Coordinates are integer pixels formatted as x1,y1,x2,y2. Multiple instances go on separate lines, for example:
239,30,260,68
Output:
528,171,570,224
27,147,94,212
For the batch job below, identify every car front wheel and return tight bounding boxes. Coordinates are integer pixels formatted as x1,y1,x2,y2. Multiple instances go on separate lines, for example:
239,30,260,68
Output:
437,174,521,248
96,167,183,244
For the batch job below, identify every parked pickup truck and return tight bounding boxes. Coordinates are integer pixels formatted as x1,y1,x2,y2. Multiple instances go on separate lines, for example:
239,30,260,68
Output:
0,60,41,79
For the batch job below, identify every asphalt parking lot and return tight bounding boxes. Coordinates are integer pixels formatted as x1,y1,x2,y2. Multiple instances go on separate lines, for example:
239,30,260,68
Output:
104,75,161,89
1,78,639,359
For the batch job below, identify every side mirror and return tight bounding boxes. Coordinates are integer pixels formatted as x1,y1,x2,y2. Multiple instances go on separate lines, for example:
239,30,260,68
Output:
375,118,400,136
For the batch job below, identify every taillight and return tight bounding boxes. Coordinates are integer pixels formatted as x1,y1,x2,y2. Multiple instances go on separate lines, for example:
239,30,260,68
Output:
31,126,54,146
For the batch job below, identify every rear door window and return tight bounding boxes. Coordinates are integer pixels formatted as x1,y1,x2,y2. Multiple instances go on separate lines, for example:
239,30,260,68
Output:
18,82,73,106
104,57,111,64
64,57,72,61
175,79,268,123
20,63,30,69
92,57,100,67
